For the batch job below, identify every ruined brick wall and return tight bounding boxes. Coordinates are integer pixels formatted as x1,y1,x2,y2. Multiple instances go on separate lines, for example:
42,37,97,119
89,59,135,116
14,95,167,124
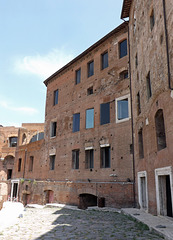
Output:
128,0,173,215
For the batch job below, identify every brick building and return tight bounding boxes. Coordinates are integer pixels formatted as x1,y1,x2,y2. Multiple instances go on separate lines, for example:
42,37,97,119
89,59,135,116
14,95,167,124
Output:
10,22,134,209
121,0,173,216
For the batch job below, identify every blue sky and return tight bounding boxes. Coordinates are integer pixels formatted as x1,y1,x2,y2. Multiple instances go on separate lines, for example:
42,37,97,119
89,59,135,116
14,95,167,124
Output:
0,0,124,127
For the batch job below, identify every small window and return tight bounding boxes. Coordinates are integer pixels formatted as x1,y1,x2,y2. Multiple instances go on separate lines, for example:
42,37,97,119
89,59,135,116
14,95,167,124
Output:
100,102,110,125
53,89,59,105
116,95,130,123
87,86,93,95
101,52,108,70
18,158,22,172
146,72,152,99
86,108,94,129
150,9,155,31
85,149,94,169
29,156,34,172
73,113,80,132
76,68,81,85
138,129,144,159
7,169,12,180
137,92,141,115
155,109,166,151
72,150,79,169
50,155,55,170
9,137,17,147
120,70,128,80
88,61,94,77
50,121,57,137
100,146,110,168
135,54,138,68
119,39,127,58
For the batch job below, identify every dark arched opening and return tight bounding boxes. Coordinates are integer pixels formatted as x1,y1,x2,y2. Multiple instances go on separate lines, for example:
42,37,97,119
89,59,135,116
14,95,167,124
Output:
155,109,166,151
78,194,98,209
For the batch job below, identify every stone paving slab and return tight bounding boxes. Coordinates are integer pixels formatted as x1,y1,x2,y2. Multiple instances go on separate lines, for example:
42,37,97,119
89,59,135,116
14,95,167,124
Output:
0,206,164,240
122,208,173,240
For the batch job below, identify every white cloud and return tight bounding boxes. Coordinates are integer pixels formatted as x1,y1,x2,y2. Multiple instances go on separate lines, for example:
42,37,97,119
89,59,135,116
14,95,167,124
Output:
0,100,38,115
14,48,74,79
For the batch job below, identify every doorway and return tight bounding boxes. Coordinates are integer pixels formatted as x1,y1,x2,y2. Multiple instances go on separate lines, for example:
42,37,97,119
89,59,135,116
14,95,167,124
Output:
138,171,148,210
10,180,19,201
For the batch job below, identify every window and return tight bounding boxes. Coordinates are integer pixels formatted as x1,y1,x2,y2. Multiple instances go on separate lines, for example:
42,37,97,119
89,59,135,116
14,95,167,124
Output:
120,70,128,80
138,129,144,159
87,86,93,95
86,108,94,129
53,89,59,105
73,113,80,132
100,146,110,168
50,121,57,137
9,137,17,147
72,150,79,169
85,149,94,169
119,39,127,58
49,155,55,170
155,109,166,151
76,68,81,84
135,54,138,68
150,9,155,31
100,102,110,125
116,95,130,123
88,61,94,77
29,156,34,172
18,158,22,172
101,52,108,69
146,72,152,99
7,169,12,180
137,92,141,115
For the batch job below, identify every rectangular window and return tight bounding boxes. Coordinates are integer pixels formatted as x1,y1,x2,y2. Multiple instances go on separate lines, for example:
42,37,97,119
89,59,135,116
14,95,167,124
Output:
116,94,130,123
72,150,79,169
76,68,81,84
100,102,110,125
137,92,141,115
100,146,110,168
29,156,34,172
9,137,18,147
86,108,94,129
119,39,127,58
88,61,94,77
150,9,155,31
53,89,59,105
73,113,80,132
101,52,108,70
50,155,55,170
18,158,22,172
50,121,57,137
87,86,93,95
138,129,144,159
85,149,94,169
146,72,152,99
7,169,12,180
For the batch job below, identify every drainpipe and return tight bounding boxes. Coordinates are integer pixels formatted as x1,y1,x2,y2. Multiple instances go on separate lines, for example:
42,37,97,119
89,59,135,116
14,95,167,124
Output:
122,19,136,208
162,0,172,90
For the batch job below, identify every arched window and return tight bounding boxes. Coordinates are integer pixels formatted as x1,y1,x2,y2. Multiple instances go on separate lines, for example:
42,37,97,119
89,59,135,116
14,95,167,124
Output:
155,109,166,151
22,133,27,145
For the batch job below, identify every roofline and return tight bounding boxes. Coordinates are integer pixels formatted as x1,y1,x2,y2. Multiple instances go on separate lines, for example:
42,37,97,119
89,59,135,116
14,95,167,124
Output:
44,21,128,86
121,0,132,19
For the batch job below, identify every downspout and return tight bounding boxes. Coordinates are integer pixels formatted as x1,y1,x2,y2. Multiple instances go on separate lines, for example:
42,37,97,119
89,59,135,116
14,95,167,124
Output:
122,19,136,207
162,0,172,90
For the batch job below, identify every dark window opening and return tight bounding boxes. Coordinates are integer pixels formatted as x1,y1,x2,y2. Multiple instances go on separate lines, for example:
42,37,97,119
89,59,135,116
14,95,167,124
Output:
76,68,81,84
135,54,138,68
146,72,152,99
72,150,79,169
155,109,166,151
50,121,57,137
100,102,110,125
85,149,94,169
29,156,34,172
138,129,144,159
101,52,108,69
88,61,94,77
9,137,17,147
87,87,93,95
150,9,155,31
7,169,12,180
50,155,55,170
53,89,59,105
100,146,110,168
137,92,141,115
73,113,80,132
120,70,128,80
119,39,127,58
18,158,22,172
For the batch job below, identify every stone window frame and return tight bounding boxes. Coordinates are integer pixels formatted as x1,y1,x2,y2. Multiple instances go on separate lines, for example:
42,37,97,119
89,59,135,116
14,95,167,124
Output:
115,94,131,123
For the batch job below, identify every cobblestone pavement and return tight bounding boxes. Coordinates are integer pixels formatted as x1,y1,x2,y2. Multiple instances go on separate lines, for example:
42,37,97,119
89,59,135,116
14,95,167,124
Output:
0,207,164,240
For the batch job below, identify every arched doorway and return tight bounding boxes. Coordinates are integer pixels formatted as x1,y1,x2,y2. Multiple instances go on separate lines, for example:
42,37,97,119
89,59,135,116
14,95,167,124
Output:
79,194,97,209
3,155,15,180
